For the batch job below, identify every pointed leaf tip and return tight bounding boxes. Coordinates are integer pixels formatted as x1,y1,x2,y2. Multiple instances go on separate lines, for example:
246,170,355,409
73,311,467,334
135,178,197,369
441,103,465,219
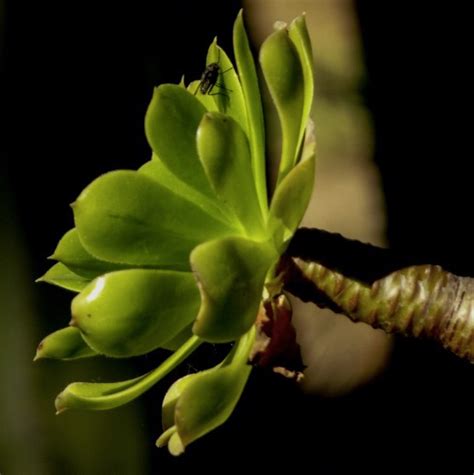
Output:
34,327,97,361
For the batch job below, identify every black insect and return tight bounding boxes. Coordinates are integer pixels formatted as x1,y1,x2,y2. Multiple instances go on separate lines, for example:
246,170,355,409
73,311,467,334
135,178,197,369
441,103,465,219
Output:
196,62,220,95
194,62,232,96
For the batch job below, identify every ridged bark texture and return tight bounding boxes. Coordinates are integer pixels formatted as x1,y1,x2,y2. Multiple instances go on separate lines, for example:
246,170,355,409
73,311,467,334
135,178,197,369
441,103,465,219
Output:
282,228,474,363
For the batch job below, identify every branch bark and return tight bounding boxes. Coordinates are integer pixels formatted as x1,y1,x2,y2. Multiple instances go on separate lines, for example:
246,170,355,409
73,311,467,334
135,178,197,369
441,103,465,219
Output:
280,228,474,364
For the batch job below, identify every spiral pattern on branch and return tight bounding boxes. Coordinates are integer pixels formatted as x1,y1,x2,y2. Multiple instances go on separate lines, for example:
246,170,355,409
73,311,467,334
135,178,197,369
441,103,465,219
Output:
284,258,474,363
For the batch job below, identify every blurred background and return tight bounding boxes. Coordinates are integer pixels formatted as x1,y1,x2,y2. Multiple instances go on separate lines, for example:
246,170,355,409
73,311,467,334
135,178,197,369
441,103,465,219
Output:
1,0,474,473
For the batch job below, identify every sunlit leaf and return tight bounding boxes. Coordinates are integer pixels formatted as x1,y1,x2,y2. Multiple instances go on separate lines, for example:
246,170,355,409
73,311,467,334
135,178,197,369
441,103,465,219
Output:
187,80,219,111
139,157,238,229
205,40,248,135
233,10,267,215
260,25,305,184
197,112,263,237
144,84,216,199
289,14,314,161
73,170,235,269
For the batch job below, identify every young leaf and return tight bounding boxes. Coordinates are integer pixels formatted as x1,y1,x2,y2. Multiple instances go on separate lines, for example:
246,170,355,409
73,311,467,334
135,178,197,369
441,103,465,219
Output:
197,112,264,237
191,236,275,342
288,14,314,160
268,121,316,249
260,25,305,184
187,80,219,111
157,327,255,454
35,327,98,361
37,262,90,292
73,170,235,269
52,228,129,278
55,336,202,412
205,40,248,137
160,324,193,352
144,84,215,199
71,269,200,357
139,157,239,230
233,10,267,215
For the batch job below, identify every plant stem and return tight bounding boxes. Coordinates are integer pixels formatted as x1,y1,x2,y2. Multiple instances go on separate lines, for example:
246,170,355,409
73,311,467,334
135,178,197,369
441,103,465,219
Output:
280,228,474,363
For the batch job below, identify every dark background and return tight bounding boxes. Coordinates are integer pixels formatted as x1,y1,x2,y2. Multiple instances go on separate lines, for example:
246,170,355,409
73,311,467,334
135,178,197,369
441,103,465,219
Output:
1,0,473,473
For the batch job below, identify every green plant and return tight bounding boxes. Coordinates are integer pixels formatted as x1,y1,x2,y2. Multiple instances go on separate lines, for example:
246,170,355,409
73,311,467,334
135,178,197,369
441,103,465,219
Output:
36,11,315,455
36,9,474,459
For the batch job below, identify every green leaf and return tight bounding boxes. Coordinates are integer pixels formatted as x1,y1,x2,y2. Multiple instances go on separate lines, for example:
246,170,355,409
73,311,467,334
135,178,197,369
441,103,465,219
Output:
204,41,248,135
288,14,314,160
157,327,254,455
197,112,264,237
160,373,195,431
260,24,305,184
71,269,200,357
233,10,268,216
187,80,219,111
55,335,202,413
52,228,129,278
139,157,239,230
160,324,193,352
34,327,98,361
37,262,90,292
73,170,236,268
144,84,215,199
268,120,316,249
190,236,275,342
